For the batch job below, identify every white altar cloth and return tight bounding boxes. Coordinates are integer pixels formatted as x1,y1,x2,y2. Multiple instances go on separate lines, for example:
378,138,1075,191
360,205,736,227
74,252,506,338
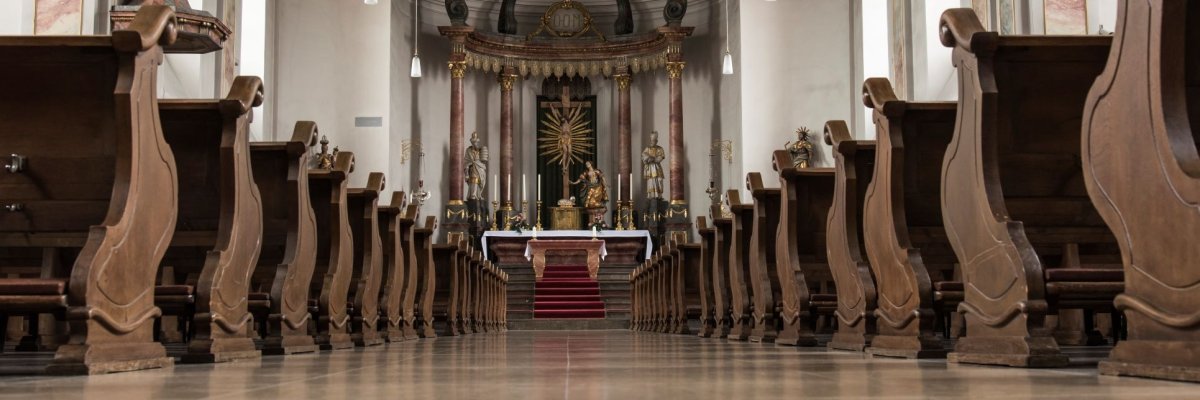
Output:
481,230,653,260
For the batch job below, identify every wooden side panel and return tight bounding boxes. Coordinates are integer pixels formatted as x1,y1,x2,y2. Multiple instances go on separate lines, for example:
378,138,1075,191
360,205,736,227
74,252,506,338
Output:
347,172,384,347
308,152,356,350
746,174,781,343
726,191,755,341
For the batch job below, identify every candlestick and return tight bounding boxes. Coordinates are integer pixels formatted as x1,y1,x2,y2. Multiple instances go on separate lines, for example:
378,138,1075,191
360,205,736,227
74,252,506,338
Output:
490,200,499,231
592,225,598,240
535,200,543,230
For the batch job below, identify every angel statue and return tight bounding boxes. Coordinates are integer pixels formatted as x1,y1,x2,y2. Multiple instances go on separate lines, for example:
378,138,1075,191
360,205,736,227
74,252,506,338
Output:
464,132,489,200
315,135,335,169
571,161,609,210
786,127,815,169
642,131,666,199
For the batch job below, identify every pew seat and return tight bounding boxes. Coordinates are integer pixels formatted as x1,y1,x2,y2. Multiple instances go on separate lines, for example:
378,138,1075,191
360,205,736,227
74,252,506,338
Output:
0,279,68,311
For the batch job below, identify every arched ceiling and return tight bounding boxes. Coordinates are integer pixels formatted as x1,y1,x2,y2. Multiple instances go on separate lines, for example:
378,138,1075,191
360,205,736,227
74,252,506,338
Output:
418,0,716,35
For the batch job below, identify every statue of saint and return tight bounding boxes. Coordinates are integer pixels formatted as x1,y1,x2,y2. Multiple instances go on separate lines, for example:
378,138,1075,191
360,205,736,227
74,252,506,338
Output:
786,127,815,169
642,131,666,199
571,161,608,209
315,135,335,169
464,132,488,200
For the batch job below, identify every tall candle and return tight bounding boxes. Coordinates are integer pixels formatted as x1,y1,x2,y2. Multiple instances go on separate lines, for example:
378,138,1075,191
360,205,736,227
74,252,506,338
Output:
522,174,527,205
506,175,511,204
618,176,622,203
493,175,498,203
537,174,542,202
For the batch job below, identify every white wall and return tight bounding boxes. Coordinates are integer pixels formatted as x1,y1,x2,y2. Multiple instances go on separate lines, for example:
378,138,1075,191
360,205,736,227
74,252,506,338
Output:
240,0,268,141
738,0,855,185
0,0,35,35
860,0,890,138
273,0,392,189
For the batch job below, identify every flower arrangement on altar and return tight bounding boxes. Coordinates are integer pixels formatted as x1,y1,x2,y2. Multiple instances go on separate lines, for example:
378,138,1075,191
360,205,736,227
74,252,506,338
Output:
588,213,607,232
509,212,530,234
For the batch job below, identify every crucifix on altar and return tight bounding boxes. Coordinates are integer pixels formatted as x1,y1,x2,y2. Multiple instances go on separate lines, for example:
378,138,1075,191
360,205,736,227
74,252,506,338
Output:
539,82,607,230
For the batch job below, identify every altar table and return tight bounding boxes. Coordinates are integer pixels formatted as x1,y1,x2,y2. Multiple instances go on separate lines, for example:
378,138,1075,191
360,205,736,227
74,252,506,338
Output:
480,230,653,260
525,239,606,282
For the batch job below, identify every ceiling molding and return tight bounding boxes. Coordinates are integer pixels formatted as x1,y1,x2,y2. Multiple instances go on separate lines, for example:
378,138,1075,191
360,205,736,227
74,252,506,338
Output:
419,0,715,20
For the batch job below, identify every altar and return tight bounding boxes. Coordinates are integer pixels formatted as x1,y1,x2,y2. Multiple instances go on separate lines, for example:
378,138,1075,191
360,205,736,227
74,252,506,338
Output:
482,230,653,266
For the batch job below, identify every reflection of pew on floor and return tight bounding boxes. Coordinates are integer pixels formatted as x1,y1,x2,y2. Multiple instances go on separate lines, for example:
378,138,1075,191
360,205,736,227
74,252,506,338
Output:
0,6,179,374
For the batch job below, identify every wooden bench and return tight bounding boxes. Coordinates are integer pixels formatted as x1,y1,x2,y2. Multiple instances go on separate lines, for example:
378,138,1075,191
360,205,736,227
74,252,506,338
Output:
431,240,462,336
768,159,836,347
695,217,717,337
247,121,321,355
377,195,411,342
347,173,386,347
308,151,356,350
939,8,1120,368
396,209,421,340
1082,0,1200,382
726,190,756,341
860,78,961,359
0,5,177,374
710,216,734,338
745,173,781,343
679,240,703,335
819,122,879,352
413,216,437,338
155,75,265,363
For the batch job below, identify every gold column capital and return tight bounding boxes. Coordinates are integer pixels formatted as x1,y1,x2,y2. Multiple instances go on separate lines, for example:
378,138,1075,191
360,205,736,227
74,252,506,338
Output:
497,73,518,92
614,74,632,90
666,62,686,79
448,61,468,78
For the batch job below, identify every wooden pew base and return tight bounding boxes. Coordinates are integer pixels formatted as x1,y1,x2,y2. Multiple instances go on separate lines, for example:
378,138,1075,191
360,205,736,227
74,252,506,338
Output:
182,338,261,363
775,317,820,347
1100,340,1200,383
46,342,174,375
947,336,1068,368
262,335,320,355
828,332,871,352
316,333,355,351
867,335,947,359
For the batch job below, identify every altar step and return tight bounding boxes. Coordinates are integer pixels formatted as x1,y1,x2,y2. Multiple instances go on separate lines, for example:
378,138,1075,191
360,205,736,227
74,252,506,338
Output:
534,265,605,319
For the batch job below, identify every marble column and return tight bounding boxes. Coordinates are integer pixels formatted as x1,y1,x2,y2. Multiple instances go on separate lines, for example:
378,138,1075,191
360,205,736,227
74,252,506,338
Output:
499,68,517,208
448,60,468,202
666,61,686,202
615,71,632,202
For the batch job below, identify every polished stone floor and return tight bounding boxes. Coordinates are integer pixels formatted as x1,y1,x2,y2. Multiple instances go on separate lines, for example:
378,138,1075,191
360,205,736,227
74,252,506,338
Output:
0,331,1198,399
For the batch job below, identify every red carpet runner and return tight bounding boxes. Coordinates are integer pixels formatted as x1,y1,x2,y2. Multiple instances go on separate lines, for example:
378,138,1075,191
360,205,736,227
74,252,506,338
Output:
534,265,606,319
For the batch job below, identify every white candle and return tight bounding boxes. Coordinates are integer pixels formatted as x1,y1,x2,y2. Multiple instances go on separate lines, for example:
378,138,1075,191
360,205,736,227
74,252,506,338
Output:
537,174,542,202
506,175,511,203
618,176,622,203
493,175,498,203
522,174,527,205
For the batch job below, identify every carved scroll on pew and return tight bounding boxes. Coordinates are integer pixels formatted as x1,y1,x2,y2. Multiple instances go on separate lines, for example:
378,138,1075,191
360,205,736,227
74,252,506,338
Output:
725,190,756,341
308,151,357,350
860,78,960,359
157,75,265,363
695,217,718,337
413,216,438,338
1083,0,1200,382
769,157,836,347
819,122,878,352
377,192,409,342
939,8,1120,368
347,172,386,347
248,121,321,355
745,173,781,343
0,5,178,374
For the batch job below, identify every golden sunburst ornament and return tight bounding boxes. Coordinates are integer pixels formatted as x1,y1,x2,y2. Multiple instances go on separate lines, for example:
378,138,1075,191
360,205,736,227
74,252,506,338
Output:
537,104,594,168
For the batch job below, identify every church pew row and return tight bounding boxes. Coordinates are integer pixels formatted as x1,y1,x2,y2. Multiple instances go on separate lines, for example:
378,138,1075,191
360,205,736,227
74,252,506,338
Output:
939,8,1122,368
1082,0,1200,382
0,6,507,375
0,6,179,374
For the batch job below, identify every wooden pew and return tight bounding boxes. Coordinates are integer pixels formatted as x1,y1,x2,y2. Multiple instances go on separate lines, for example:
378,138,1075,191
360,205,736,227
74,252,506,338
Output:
464,247,479,333
679,240,703,335
939,8,1119,367
397,206,420,339
155,76,265,363
654,249,668,333
498,268,508,331
770,159,836,347
695,217,717,337
308,151,356,350
247,121,321,355
347,172,385,347
1083,0,1200,382
431,240,462,336
819,121,879,352
745,173,781,343
726,190,756,341
413,216,437,338
710,214,735,338
0,6,178,374
860,78,960,358
377,193,410,342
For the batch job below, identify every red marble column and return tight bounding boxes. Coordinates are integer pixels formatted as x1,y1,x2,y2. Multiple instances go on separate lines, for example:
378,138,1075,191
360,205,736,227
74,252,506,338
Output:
499,68,516,206
667,62,686,202
616,71,632,202
449,61,467,202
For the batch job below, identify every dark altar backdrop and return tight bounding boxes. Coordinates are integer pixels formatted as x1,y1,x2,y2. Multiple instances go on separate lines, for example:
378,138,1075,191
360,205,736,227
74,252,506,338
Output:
535,95,598,226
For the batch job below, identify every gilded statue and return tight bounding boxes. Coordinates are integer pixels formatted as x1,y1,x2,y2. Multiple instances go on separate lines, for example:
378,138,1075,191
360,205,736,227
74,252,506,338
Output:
315,135,335,169
642,131,666,199
465,132,489,200
571,161,609,209
786,127,815,169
